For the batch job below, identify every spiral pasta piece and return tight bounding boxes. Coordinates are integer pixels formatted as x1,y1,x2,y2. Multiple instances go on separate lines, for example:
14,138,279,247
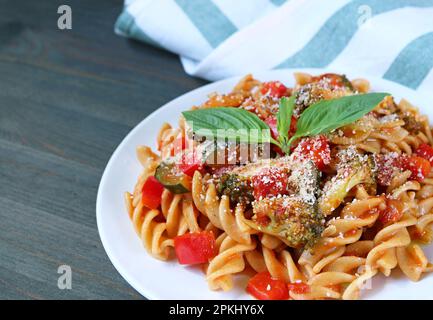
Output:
206,235,256,291
125,194,173,260
366,214,417,276
128,143,210,257
396,244,432,281
300,197,383,274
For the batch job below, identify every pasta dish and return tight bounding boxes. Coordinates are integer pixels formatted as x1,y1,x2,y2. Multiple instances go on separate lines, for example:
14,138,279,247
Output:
124,72,433,300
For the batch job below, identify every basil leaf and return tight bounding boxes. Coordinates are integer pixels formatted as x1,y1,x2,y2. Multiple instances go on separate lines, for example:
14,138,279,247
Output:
292,92,389,141
276,96,295,152
182,107,273,143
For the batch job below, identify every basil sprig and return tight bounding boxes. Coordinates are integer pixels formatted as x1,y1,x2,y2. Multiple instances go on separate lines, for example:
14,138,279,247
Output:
276,96,295,154
182,92,389,154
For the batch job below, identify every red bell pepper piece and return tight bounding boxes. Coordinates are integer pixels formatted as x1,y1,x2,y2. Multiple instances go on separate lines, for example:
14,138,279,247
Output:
141,176,165,209
246,272,289,300
174,231,216,265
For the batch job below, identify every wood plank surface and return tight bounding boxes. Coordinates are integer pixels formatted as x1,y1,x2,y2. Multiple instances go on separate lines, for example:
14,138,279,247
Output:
0,0,207,299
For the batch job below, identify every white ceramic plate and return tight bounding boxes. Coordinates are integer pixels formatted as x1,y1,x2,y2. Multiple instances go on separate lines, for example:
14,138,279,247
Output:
96,68,433,300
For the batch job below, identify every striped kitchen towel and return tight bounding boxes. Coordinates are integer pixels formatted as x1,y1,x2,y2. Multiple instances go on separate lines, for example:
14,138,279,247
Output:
115,0,433,94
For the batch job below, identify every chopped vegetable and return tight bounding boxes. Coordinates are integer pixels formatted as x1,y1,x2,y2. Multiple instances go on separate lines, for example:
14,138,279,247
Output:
174,231,216,265
216,173,254,206
261,81,289,98
294,85,325,115
252,167,290,199
312,73,354,90
415,143,433,165
379,198,404,225
293,135,331,171
141,176,165,209
155,161,192,194
216,156,293,206
246,272,289,300
376,152,432,184
287,159,321,206
400,155,431,182
179,162,203,177
319,148,376,216
236,159,323,248
179,151,205,177
248,196,324,248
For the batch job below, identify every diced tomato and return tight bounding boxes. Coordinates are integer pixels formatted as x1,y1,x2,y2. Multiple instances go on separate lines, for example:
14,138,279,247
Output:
174,231,216,265
415,143,433,165
178,151,205,177
261,81,289,98
379,198,404,225
294,135,331,171
141,176,165,209
287,282,310,298
252,167,289,199
246,272,289,300
400,155,431,182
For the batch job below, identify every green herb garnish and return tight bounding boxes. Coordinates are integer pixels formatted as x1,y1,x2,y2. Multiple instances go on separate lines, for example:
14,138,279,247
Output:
276,96,295,154
182,92,389,155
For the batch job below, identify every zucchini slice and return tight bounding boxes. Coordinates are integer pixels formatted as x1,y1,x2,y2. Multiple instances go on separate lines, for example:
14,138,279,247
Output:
155,161,191,194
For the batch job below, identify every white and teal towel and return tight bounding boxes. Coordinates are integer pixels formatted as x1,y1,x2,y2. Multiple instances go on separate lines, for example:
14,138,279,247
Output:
115,0,433,94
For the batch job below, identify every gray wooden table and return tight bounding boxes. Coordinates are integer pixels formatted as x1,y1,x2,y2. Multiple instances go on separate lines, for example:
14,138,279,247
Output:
0,0,207,299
